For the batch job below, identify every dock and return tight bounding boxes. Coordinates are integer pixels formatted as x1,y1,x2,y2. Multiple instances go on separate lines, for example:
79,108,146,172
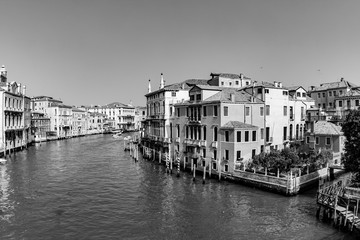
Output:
316,180,360,232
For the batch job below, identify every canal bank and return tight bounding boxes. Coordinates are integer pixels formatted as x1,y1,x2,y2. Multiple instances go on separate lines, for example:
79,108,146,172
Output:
138,144,337,196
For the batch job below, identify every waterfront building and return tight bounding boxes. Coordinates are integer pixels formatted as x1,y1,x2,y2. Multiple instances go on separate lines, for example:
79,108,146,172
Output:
87,112,106,134
0,65,32,153
304,120,344,165
143,73,211,161
46,103,73,138
71,107,87,136
88,102,136,131
134,106,146,131
243,82,315,152
31,112,51,142
170,85,265,174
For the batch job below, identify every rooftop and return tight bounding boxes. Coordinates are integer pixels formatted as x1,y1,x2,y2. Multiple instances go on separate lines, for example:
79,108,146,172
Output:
311,121,343,135
221,121,259,129
310,78,357,92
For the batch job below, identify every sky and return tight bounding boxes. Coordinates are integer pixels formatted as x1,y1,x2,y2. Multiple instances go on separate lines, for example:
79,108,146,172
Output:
0,0,359,107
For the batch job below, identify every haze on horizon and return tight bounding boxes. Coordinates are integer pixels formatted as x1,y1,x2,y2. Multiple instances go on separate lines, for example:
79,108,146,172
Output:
0,0,359,107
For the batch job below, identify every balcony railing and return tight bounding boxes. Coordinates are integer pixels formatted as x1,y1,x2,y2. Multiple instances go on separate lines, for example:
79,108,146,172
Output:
211,141,218,148
188,117,201,124
199,140,207,147
266,137,273,144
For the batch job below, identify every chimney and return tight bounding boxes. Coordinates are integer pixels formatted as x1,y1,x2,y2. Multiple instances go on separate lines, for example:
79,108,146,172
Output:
160,73,164,89
148,79,151,93
239,73,244,81
340,77,344,82
274,81,278,87
23,85,26,95
230,93,235,102
278,82,282,88
310,86,315,91
18,83,22,94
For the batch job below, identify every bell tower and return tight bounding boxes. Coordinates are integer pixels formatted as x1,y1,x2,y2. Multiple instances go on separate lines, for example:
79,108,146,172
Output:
1,65,7,83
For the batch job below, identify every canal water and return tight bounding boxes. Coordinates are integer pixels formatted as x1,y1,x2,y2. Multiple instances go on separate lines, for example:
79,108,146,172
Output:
0,134,357,239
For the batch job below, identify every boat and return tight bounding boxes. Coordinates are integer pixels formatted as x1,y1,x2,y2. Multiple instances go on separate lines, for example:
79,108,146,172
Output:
112,131,123,138
0,158,7,165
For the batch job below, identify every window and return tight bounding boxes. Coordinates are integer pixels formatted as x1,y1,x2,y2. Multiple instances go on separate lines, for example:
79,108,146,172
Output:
237,131,241,142
235,81,239,85
329,91,332,97
339,90,343,95
333,91,336,96
326,137,331,145
260,128,264,139
260,107,264,116
282,91,288,95
322,92,325,97
212,162,217,170
283,127,287,140
258,88,262,94
356,100,360,106
224,164,229,172
229,82,232,86
302,93,306,97
213,149,217,160
306,137,310,144
318,93,321,98
245,131,249,142
221,81,224,86
266,105,270,115
236,151,241,160
196,94,201,100
252,149,256,158
177,108,180,117
265,89,269,94
329,102,332,108
245,107,250,116
203,126,206,140
225,131,229,142
172,92,176,97
203,149,206,158
213,127,218,141
225,150,229,160
190,95,195,101
347,100,351,108
186,126,189,138
315,137,319,145
177,125,180,137
283,106,287,116
213,106,218,116
297,92,301,97
339,101,343,107
224,106,228,116
252,131,256,141
203,106,207,116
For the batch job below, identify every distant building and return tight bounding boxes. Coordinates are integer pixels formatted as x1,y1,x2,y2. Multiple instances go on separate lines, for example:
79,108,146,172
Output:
31,112,50,142
88,102,136,131
71,107,87,136
308,78,357,111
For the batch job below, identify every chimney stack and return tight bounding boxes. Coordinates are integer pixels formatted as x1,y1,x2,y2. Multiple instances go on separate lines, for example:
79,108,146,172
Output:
230,93,235,102
23,85,26,95
160,73,164,89
148,79,151,93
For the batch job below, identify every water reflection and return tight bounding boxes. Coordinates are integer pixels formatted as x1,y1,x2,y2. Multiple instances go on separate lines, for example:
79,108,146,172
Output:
0,160,13,223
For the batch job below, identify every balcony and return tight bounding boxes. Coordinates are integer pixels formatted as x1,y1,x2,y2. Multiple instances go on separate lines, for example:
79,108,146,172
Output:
199,140,207,147
163,137,171,144
175,137,181,143
266,137,273,145
211,141,218,148
188,117,201,124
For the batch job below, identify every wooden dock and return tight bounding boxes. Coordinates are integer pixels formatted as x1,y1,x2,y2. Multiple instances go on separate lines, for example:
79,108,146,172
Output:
316,181,360,232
